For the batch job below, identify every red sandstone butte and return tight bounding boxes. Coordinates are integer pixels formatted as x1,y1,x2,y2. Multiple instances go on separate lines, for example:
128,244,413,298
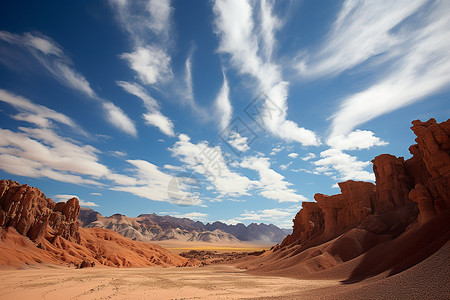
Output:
0,180,196,268
282,118,449,249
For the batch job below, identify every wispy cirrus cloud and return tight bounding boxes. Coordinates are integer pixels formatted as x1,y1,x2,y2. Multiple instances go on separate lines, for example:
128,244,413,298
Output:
0,31,137,137
330,0,450,136
0,90,188,205
110,0,174,86
296,0,427,78
295,0,450,137
212,0,320,146
121,46,173,86
214,71,232,131
0,89,83,132
117,81,175,136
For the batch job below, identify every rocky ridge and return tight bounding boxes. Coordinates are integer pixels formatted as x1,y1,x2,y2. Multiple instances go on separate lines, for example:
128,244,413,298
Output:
79,210,289,244
0,180,195,268
239,118,449,283
282,118,449,248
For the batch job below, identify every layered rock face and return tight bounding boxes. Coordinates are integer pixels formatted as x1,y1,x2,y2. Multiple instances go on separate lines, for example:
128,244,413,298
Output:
0,180,195,268
282,118,449,248
0,180,80,243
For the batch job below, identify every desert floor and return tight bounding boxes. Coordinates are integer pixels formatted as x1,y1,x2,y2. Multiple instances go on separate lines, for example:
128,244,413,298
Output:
0,264,344,300
152,240,271,254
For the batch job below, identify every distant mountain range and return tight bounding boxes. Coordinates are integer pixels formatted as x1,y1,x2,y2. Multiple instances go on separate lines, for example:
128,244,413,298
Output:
78,208,291,244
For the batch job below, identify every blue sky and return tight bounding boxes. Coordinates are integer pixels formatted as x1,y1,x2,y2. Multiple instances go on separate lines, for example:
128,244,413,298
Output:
0,0,449,228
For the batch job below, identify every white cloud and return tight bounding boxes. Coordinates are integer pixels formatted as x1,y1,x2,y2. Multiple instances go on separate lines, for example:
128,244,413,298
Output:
287,153,298,158
53,194,99,207
327,130,388,150
0,89,81,131
301,152,316,161
170,133,256,196
279,162,292,170
240,155,307,202
167,212,208,222
330,1,450,136
109,159,198,204
184,56,195,107
117,80,159,110
117,81,175,136
109,0,172,45
295,1,450,137
270,146,283,155
259,0,282,60
212,0,319,146
121,46,173,86
297,0,427,78
228,206,299,228
0,32,136,136
0,127,109,178
0,93,193,205
214,71,232,130
142,112,175,137
111,0,174,86
109,150,127,158
312,148,375,182
146,0,173,37
227,131,250,153
102,102,137,137
90,192,102,196
163,164,185,172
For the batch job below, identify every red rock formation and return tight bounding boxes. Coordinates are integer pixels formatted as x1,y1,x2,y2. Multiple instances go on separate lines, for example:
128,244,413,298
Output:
408,118,450,220
281,118,449,249
314,181,376,240
281,202,324,247
0,180,197,268
0,180,80,242
372,154,411,212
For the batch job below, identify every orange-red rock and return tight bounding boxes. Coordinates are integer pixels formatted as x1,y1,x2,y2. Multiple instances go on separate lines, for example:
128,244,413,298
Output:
282,118,449,249
0,180,196,268
281,202,324,247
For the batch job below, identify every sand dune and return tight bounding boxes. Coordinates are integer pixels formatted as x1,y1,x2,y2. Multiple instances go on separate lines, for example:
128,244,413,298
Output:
0,242,447,300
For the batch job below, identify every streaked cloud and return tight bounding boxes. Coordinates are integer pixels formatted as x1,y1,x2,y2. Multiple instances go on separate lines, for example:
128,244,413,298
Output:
170,133,257,196
121,46,173,85
117,81,175,136
0,31,137,137
296,0,427,78
212,0,320,146
214,71,232,131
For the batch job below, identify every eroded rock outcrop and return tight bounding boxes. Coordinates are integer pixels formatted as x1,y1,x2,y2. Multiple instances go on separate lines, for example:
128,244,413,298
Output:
281,202,324,247
282,118,449,248
409,118,450,217
0,180,196,268
0,180,80,243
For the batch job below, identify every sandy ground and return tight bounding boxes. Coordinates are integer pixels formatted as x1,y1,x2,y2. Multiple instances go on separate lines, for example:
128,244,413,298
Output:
0,265,338,300
153,240,271,254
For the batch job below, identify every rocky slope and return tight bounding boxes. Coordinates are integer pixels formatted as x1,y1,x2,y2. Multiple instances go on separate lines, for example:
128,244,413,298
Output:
0,180,196,268
79,210,288,244
237,118,449,285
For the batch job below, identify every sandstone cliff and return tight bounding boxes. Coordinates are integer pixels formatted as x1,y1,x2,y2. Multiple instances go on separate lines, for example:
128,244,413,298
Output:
282,118,449,249
240,118,449,283
0,180,195,268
